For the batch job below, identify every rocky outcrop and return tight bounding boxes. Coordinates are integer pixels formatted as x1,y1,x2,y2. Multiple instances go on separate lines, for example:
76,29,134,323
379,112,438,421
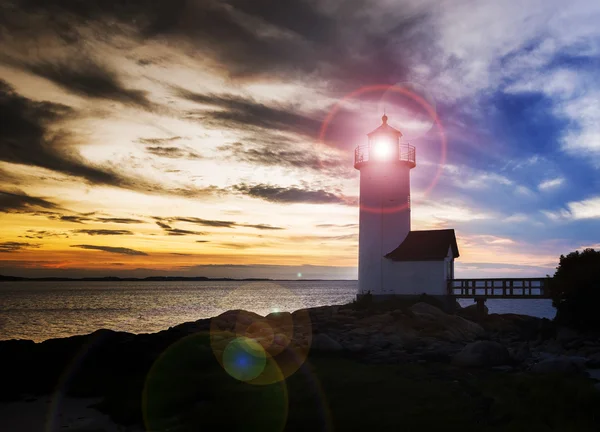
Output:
531,356,588,375
452,341,511,367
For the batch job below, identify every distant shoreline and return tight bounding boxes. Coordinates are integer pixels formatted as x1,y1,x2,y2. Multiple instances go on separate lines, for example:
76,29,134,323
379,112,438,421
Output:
0,275,356,282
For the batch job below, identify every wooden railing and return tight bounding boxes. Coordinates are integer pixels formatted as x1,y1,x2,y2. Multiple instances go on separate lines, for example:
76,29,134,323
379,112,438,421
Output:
448,278,550,299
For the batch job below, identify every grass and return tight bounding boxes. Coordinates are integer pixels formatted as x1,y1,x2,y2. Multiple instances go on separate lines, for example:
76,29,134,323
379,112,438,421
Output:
91,331,600,431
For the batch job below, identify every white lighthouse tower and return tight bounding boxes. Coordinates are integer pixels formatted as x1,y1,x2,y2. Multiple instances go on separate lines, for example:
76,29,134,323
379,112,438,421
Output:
355,114,459,299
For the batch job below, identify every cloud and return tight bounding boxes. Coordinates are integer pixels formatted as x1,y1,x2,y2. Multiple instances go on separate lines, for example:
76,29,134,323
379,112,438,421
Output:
232,183,356,205
242,224,285,230
137,137,183,145
538,177,565,191
95,217,145,224
73,229,134,236
543,196,600,221
145,146,202,160
52,215,94,224
154,221,207,236
177,89,323,137
217,141,352,179
0,242,40,253
0,190,60,213
11,57,153,108
71,244,148,256
0,80,130,187
20,230,69,239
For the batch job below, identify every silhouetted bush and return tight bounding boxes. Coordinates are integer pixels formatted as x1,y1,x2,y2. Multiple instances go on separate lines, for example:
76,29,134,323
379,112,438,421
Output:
550,248,600,330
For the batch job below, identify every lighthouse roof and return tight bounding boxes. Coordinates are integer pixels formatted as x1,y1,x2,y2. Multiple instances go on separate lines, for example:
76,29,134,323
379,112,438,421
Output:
367,114,403,137
385,229,459,261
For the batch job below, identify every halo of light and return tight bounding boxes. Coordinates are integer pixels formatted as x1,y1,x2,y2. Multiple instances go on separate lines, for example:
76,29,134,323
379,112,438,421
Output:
209,282,313,385
377,81,437,140
222,337,267,381
318,84,447,215
371,137,394,160
143,332,289,431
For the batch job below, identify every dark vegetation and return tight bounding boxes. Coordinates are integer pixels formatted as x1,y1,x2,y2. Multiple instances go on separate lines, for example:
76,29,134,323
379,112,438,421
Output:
2,305,600,431
550,248,600,331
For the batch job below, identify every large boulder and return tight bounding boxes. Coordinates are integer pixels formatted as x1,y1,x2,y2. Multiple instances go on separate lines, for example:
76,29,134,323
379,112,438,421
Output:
531,356,588,375
457,303,489,320
453,341,511,367
311,334,343,352
410,302,485,342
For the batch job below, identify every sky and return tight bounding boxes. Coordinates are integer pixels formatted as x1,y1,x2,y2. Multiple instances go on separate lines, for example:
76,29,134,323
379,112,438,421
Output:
0,0,599,279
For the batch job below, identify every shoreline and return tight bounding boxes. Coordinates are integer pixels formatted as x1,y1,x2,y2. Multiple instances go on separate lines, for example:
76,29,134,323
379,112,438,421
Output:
2,298,599,430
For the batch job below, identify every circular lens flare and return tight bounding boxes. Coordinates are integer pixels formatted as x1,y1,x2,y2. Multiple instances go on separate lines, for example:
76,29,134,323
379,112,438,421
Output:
223,337,267,382
318,84,447,215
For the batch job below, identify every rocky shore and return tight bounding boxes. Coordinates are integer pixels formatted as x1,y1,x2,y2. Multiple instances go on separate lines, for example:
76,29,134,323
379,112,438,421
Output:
2,297,600,431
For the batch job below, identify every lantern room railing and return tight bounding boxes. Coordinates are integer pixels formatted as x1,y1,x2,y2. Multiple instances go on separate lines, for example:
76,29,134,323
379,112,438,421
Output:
354,143,416,169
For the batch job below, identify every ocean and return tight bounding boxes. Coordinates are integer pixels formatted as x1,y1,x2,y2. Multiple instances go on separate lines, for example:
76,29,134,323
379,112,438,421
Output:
0,280,556,342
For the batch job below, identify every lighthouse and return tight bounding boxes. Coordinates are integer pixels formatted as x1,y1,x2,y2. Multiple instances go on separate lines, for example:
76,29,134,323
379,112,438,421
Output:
355,115,460,300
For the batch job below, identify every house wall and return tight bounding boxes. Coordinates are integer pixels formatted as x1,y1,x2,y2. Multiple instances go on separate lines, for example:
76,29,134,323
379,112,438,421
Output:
380,259,447,295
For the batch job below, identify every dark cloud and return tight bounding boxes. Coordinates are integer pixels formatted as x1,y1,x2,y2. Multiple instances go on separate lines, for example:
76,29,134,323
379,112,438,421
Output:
153,216,285,232
146,146,202,160
154,221,207,236
71,244,148,256
53,215,94,224
0,190,60,213
242,224,285,231
136,137,183,145
315,223,358,228
10,57,153,108
73,229,134,236
4,0,427,83
20,229,69,239
217,141,353,179
166,217,237,228
177,89,322,137
0,79,129,186
218,242,271,250
232,183,356,205
0,242,40,253
196,240,210,243
95,217,144,224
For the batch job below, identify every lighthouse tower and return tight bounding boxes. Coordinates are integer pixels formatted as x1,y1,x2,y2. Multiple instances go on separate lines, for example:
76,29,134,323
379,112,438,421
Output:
354,114,415,294
354,115,460,300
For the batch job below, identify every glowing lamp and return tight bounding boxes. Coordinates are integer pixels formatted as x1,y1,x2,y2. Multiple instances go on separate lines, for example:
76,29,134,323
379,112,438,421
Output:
371,137,394,160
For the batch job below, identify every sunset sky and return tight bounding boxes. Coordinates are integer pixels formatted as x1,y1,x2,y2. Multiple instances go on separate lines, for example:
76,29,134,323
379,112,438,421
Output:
1,0,599,279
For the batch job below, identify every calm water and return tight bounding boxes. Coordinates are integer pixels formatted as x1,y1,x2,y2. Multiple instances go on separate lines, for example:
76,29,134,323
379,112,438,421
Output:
0,281,556,342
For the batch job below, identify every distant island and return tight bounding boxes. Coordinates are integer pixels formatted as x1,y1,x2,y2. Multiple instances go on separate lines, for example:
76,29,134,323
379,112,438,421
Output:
0,275,352,282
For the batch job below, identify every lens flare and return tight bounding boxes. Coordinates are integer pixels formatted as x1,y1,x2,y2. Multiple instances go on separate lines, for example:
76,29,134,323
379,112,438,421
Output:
209,282,313,385
223,337,267,381
319,84,447,215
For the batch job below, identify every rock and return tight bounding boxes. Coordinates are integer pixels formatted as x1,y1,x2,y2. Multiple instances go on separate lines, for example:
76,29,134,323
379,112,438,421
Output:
556,326,580,345
452,341,511,367
458,303,489,320
531,356,587,375
587,353,600,368
311,334,343,352
491,365,514,372
510,343,532,363
357,313,394,327
410,302,447,318
410,302,485,342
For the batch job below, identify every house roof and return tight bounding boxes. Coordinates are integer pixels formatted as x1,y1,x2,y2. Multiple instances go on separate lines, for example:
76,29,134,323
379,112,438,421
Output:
385,229,459,261
367,114,403,137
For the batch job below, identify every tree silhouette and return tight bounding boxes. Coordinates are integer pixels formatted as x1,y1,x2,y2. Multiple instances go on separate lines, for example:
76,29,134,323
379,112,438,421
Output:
550,248,600,330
